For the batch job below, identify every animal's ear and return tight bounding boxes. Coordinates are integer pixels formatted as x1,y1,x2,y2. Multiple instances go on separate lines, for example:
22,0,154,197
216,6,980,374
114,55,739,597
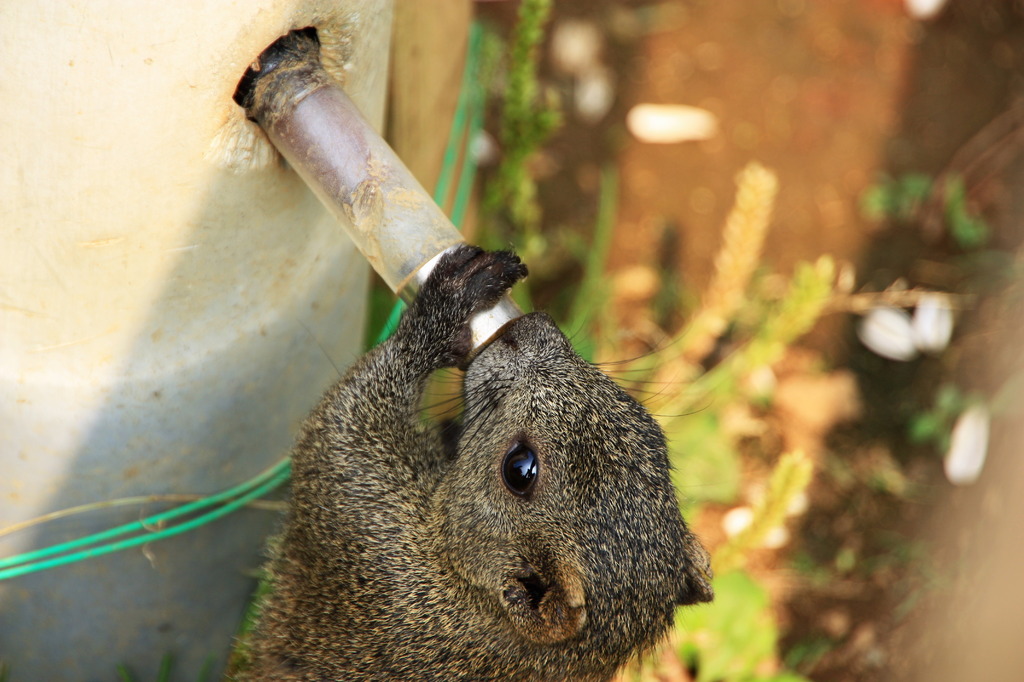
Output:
501,560,587,644
677,531,714,605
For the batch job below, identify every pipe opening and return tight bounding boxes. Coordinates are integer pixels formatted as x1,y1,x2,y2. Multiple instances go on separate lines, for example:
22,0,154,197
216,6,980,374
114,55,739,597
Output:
233,27,320,111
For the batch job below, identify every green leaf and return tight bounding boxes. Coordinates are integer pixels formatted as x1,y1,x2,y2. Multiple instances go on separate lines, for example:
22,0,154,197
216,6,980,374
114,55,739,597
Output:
676,571,779,682
566,166,618,361
686,256,833,407
944,176,989,250
834,546,857,574
484,0,561,234
783,635,835,672
156,655,173,682
859,173,932,222
934,383,965,415
907,412,941,444
666,411,741,505
713,451,813,574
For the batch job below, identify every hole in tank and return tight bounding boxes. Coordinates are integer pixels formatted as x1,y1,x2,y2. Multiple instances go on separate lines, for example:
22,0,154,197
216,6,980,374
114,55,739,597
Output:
232,26,320,108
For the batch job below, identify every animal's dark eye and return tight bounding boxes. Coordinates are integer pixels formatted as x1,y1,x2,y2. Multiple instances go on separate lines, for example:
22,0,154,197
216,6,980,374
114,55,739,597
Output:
502,443,538,496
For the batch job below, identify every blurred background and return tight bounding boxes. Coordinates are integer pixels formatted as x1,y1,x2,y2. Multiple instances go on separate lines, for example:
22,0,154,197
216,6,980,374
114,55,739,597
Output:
3,1,1021,679
407,0,1024,679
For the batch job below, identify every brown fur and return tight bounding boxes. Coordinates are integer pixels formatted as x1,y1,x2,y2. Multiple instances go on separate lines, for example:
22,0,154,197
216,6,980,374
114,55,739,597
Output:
236,246,713,681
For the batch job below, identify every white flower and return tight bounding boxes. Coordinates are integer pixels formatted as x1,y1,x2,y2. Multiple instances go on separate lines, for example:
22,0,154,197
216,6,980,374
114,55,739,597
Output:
944,405,991,486
722,506,754,537
858,307,919,361
626,104,718,144
721,506,790,548
762,526,790,549
912,293,954,354
470,130,499,166
575,68,614,123
551,20,601,76
786,491,809,517
905,0,949,20
859,294,956,361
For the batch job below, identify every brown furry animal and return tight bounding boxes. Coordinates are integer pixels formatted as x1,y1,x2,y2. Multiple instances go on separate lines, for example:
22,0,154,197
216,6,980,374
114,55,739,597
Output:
237,246,712,680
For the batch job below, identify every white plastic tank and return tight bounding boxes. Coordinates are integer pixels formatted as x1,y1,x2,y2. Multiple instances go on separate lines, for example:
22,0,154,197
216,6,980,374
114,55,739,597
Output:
0,1,392,679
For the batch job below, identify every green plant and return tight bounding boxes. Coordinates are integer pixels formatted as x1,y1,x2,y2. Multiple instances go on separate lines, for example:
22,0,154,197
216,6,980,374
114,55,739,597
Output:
224,563,277,679
564,165,618,361
714,451,813,574
943,176,989,249
668,409,743,508
617,571,811,682
483,0,561,244
860,172,990,250
600,164,829,682
860,173,931,223
908,382,970,452
627,451,813,680
675,571,812,682
608,164,832,522
783,635,835,673
908,379,1000,459
673,162,779,365
684,255,835,406
115,654,214,682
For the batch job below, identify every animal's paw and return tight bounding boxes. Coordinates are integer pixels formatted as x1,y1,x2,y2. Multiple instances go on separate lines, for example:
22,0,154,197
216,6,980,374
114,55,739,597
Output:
402,245,527,368
427,245,527,314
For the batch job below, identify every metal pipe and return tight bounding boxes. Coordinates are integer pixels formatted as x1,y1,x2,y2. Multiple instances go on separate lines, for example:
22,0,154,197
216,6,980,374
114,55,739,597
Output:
237,29,522,351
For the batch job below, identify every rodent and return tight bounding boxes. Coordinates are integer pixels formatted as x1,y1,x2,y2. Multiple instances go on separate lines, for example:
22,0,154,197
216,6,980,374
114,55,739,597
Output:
235,246,713,681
